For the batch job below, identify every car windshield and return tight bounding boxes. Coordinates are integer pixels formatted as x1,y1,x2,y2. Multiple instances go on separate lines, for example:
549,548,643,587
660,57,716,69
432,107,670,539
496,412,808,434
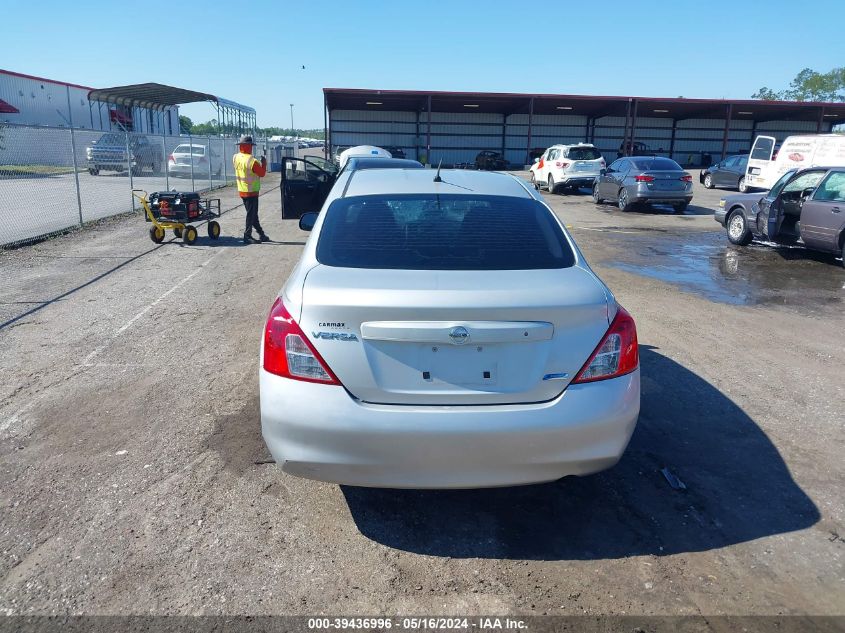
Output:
316,194,575,270
631,158,682,171
97,134,122,145
567,147,602,160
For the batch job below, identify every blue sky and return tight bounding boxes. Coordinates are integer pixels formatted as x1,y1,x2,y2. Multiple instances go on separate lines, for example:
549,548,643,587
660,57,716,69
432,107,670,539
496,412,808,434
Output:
3,0,844,129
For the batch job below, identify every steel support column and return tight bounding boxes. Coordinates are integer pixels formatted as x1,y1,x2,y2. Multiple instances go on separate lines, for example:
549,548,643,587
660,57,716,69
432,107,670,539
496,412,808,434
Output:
501,113,507,161
669,118,678,161
622,99,632,156
415,109,421,162
323,94,329,159
628,99,639,156
426,94,432,166
817,106,826,133
526,97,534,165
721,103,732,160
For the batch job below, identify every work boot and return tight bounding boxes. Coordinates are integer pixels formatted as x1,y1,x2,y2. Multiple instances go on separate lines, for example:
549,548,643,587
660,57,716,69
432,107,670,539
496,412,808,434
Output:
243,233,256,244
259,234,271,242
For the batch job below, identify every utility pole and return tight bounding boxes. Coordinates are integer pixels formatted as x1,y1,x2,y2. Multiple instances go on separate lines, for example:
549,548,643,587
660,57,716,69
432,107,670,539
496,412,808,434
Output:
289,103,295,137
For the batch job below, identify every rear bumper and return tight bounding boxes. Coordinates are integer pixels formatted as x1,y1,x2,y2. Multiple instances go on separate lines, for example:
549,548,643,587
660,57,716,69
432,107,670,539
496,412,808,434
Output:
260,368,640,489
560,173,600,187
168,164,194,176
633,188,693,204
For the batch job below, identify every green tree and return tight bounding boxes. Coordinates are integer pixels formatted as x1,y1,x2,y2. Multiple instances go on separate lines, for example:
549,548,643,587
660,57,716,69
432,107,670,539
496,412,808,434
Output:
179,115,193,134
752,67,845,101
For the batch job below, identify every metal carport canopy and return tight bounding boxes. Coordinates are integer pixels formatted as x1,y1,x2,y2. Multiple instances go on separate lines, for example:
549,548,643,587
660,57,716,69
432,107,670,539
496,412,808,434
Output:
87,82,255,114
323,88,845,122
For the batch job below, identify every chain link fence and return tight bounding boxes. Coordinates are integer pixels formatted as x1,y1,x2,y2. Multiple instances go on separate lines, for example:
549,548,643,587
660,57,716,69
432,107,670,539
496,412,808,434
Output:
0,122,265,247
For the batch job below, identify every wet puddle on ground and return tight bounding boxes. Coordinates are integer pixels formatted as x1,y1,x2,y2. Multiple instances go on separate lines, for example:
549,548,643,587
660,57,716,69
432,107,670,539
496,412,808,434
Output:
605,231,845,313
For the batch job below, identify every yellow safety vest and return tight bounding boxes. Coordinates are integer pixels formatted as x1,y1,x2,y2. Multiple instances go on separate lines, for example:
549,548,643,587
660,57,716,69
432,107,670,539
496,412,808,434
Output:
233,152,260,194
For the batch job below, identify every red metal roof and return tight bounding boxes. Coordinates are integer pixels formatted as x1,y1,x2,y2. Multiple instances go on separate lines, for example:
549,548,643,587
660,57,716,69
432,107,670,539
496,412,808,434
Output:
0,68,94,92
0,98,20,114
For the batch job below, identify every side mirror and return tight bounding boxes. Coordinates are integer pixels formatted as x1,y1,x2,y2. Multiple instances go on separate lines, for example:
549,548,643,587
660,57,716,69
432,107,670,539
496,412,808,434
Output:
298,212,318,232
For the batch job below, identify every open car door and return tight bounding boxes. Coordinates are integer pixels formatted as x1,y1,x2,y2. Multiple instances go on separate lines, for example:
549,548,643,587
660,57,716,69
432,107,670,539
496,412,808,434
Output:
746,135,776,189
281,156,338,220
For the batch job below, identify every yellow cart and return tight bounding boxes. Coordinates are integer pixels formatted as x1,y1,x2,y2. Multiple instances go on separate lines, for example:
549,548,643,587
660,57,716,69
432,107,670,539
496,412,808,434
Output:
133,189,221,245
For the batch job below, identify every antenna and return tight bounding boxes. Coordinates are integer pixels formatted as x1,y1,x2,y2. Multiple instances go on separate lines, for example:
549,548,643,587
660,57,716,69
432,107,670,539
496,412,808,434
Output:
433,159,443,182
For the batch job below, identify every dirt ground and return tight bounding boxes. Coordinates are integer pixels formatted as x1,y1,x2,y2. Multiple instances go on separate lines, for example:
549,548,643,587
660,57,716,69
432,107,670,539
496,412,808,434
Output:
0,170,843,620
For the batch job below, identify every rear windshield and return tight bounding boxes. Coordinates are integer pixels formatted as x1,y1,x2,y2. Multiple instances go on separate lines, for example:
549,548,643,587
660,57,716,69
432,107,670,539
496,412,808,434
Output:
566,147,602,160
175,145,204,155
631,158,682,171
316,194,575,270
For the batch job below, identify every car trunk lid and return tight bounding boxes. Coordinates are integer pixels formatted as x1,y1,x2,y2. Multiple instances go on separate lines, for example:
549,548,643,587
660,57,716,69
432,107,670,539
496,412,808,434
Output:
298,265,611,405
639,170,686,191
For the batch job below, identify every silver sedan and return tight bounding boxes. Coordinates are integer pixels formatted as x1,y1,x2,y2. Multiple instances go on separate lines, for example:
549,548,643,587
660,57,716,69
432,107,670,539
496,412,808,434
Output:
593,156,693,212
260,168,640,488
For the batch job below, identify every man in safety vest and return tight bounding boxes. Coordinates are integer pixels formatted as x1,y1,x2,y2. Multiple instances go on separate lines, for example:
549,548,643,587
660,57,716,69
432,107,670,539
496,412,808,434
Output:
233,134,269,244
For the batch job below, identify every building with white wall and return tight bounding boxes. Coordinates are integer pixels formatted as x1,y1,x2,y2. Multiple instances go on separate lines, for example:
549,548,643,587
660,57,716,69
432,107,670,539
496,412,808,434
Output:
0,69,178,134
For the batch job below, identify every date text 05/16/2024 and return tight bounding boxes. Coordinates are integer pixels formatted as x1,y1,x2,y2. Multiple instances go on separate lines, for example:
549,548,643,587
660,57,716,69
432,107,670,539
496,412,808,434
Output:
307,617,528,631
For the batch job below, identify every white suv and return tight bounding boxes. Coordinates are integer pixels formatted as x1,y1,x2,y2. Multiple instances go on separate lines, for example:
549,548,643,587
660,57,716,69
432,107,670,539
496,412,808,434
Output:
530,144,606,194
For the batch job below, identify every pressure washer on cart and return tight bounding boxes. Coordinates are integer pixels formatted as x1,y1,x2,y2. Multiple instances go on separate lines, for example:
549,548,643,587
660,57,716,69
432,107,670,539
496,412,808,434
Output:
133,189,222,245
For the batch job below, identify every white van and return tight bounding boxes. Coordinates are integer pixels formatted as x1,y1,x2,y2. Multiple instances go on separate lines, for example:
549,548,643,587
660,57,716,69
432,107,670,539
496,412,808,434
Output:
745,134,845,191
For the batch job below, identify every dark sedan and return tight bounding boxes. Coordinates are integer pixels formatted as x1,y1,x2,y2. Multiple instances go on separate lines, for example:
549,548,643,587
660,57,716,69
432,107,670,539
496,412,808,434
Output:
384,146,407,159
701,154,749,192
716,167,845,268
475,150,507,171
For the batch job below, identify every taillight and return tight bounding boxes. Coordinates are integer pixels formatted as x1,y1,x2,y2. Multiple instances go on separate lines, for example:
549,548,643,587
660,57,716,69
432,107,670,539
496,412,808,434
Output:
263,298,341,385
635,175,654,182
600,159,606,166
167,154,174,162
572,305,638,384
555,161,570,168
680,174,692,182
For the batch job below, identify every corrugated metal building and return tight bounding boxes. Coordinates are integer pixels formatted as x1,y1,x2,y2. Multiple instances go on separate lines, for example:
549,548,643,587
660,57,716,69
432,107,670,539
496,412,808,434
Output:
0,69,179,134
324,89,845,167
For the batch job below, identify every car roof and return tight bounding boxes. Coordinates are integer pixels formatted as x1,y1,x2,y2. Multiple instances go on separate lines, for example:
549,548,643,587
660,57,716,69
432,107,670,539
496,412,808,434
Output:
549,143,594,148
344,157,423,171
342,168,532,199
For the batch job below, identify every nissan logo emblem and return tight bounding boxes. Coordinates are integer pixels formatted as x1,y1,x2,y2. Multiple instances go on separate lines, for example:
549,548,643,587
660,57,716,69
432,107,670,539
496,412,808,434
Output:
449,326,470,345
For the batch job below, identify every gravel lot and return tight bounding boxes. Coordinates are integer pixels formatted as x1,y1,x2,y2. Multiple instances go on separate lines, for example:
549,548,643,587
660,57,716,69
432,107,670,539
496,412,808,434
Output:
0,171,843,620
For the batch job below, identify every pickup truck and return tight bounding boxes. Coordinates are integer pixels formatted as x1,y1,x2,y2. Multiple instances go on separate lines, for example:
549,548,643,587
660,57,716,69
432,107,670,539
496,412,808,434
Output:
86,133,161,176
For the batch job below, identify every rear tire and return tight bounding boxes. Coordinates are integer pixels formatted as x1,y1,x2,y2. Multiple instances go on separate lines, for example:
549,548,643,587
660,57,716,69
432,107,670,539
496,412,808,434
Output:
674,201,690,213
173,228,183,238
727,210,752,246
149,226,165,243
592,185,604,204
183,225,198,245
738,176,748,193
207,221,221,240
618,188,633,211
703,173,713,189
88,167,99,176
547,175,556,194
530,172,539,190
